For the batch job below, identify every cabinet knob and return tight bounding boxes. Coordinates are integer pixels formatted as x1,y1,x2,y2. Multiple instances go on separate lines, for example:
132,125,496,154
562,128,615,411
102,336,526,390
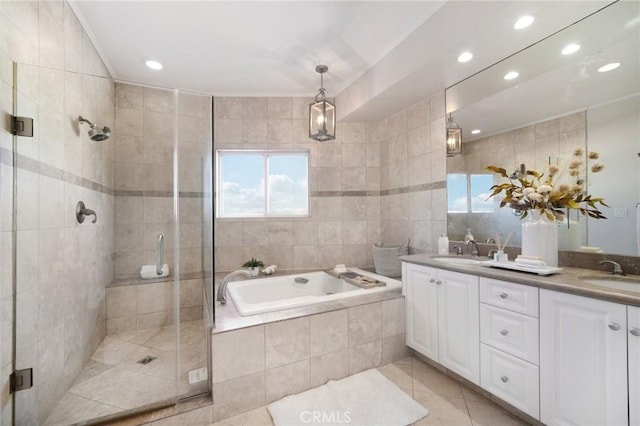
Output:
429,278,436,283
435,280,442,285
630,327,640,337
500,329,509,336
500,376,509,383
608,322,621,331
499,292,508,299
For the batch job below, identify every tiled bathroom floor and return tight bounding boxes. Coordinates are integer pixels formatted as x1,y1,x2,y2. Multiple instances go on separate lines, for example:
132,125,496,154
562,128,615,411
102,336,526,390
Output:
44,320,207,426
207,356,529,426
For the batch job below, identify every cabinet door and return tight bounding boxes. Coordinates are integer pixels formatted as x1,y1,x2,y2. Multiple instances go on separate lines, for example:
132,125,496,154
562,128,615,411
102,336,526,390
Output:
438,269,480,385
404,263,439,360
540,289,628,426
630,306,640,426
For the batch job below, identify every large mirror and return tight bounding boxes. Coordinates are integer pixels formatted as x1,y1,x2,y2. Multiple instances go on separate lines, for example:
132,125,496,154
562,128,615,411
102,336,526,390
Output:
445,0,640,256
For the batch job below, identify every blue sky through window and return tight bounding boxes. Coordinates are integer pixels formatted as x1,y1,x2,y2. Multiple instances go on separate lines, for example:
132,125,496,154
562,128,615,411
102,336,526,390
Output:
219,151,308,217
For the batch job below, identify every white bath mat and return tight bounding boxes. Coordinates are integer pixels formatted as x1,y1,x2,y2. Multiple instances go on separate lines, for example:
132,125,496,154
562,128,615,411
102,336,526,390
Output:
267,368,428,426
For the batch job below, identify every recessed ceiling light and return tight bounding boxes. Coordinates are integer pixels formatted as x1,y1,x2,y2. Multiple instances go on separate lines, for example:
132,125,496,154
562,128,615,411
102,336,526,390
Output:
514,15,534,30
471,129,481,135
504,71,519,80
561,43,581,55
458,52,474,63
145,60,163,70
598,62,620,73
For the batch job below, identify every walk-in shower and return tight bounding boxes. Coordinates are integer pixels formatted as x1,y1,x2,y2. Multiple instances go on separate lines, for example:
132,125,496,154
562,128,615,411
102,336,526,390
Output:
78,115,111,141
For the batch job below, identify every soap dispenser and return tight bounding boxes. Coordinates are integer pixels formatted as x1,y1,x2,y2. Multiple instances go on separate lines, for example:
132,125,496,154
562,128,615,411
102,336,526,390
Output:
464,228,475,243
438,232,449,255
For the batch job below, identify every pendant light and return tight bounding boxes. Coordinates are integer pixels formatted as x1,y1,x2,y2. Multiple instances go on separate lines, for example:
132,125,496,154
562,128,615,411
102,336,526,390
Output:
446,113,462,156
309,65,336,142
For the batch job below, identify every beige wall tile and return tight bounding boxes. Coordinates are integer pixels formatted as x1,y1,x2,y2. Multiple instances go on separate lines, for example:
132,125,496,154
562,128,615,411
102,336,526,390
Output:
348,303,382,347
382,333,411,365
106,286,136,319
382,298,405,337
310,349,349,388
212,326,265,383
266,359,310,403
310,310,348,357
242,98,267,119
265,317,309,369
349,339,382,374
213,372,265,422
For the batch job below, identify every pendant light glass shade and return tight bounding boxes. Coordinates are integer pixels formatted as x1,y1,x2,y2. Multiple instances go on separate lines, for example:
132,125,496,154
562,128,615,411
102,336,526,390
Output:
446,113,462,157
309,65,335,142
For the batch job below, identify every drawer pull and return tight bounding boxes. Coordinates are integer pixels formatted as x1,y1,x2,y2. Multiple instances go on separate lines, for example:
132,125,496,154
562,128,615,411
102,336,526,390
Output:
500,329,509,336
630,327,640,337
608,322,621,331
499,292,508,299
500,376,509,383
429,278,436,283
435,280,442,285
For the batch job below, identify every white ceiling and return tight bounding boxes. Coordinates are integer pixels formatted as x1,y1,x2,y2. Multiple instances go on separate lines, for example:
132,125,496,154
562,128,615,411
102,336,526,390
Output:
72,0,614,121
72,1,444,96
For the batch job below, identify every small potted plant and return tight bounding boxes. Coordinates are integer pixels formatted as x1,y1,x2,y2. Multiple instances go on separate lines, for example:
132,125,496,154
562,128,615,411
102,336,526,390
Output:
242,257,264,277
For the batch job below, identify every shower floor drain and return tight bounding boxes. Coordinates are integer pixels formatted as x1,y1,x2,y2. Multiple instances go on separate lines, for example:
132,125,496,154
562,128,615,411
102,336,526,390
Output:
137,356,157,365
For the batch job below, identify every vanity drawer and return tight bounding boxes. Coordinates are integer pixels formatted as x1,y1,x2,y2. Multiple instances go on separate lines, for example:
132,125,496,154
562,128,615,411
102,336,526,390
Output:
481,344,540,419
480,277,539,317
480,304,539,364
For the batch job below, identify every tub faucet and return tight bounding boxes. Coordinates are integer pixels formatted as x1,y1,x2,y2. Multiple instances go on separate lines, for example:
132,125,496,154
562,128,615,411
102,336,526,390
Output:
216,270,251,305
466,240,480,257
598,260,625,276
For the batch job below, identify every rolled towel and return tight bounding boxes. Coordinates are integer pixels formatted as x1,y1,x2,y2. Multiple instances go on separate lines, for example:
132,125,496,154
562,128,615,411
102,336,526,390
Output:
140,264,169,279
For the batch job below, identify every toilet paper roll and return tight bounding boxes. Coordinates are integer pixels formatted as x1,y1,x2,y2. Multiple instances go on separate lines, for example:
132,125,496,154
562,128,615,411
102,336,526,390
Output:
140,264,170,279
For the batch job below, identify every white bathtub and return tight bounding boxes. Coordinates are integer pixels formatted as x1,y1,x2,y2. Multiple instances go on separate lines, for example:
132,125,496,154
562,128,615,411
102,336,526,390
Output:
227,268,401,316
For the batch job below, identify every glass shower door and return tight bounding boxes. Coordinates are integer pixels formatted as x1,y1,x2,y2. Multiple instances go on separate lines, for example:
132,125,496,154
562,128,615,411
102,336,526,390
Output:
11,64,180,425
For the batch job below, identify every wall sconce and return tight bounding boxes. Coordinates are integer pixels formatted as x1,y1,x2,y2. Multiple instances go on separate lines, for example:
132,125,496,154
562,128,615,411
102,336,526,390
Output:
446,113,462,156
309,65,335,142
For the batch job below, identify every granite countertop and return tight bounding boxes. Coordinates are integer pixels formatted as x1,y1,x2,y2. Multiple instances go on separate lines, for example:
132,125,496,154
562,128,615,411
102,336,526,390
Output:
400,253,640,307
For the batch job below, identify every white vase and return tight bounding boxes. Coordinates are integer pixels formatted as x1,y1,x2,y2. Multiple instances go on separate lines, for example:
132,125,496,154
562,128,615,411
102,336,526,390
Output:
521,211,558,267
248,267,259,277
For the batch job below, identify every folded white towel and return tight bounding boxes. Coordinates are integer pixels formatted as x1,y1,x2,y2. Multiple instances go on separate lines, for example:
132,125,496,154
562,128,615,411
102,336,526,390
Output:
515,256,546,269
140,264,169,279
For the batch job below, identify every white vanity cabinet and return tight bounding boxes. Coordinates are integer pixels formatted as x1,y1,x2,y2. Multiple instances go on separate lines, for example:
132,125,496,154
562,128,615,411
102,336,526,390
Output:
479,278,540,418
540,289,629,426
403,262,480,385
630,305,640,426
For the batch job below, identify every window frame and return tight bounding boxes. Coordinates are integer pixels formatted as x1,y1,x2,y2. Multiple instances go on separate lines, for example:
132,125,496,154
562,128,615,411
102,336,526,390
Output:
216,149,310,219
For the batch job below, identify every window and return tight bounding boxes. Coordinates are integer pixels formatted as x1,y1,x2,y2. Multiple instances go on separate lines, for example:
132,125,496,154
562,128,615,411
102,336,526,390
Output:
217,150,309,218
447,173,496,213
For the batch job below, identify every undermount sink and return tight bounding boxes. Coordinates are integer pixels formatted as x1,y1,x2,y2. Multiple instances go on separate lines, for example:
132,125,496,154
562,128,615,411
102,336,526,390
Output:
431,256,485,265
579,276,640,293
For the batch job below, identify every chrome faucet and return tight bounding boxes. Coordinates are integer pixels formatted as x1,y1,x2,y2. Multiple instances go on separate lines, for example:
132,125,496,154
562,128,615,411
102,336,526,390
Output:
216,270,251,305
598,260,625,276
487,249,498,259
466,240,480,257
452,245,463,256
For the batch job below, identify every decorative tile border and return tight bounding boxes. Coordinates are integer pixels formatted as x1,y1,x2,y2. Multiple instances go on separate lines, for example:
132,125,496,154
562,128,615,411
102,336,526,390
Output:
1,148,205,198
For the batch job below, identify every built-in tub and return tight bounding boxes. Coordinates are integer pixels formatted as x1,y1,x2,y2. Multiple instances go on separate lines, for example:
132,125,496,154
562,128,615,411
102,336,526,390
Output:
228,268,401,316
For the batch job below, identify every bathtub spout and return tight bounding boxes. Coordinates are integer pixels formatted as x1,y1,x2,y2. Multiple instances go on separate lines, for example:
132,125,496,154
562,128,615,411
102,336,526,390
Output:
216,270,252,305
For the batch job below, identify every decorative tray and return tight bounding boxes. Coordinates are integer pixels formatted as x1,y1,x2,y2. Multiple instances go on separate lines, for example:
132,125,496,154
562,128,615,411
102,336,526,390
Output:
325,269,386,289
482,261,563,276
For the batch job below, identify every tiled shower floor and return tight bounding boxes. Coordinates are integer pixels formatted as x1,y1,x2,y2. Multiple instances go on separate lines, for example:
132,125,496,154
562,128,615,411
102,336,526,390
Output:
44,319,207,425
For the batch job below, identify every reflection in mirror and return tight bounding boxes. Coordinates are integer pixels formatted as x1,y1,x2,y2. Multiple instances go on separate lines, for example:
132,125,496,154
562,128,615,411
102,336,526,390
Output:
445,1,640,256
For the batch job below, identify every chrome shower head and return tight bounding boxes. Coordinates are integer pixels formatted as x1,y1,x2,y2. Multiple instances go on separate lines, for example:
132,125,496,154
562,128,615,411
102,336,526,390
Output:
78,116,111,142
